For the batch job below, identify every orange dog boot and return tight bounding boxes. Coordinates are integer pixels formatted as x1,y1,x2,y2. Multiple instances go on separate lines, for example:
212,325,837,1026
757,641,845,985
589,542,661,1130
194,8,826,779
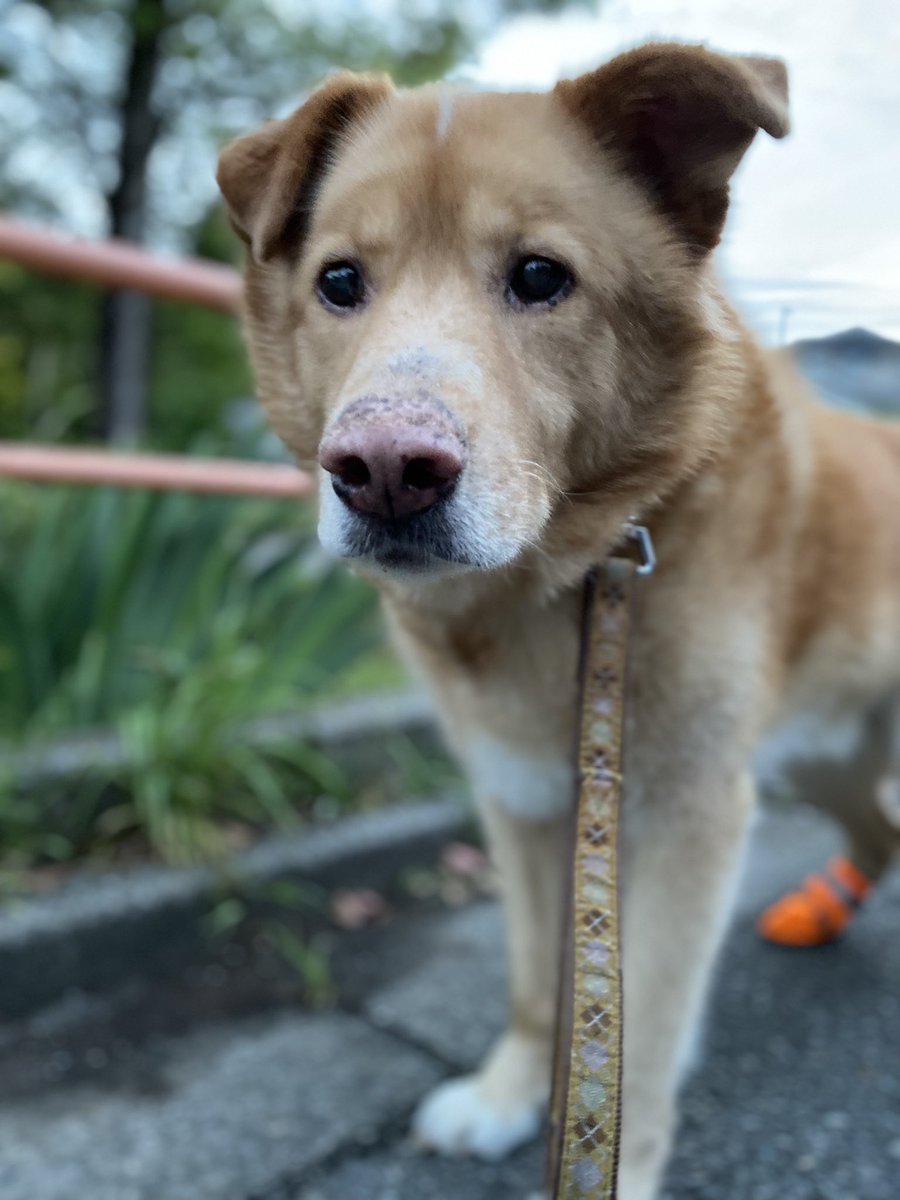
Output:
757,856,874,947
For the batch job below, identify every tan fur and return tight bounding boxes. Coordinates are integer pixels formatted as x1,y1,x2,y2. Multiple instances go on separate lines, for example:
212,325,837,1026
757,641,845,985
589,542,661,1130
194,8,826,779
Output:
219,43,900,1198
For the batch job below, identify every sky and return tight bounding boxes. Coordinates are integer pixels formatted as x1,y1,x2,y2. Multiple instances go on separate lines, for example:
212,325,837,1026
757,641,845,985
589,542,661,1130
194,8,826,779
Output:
459,0,900,342
5,0,897,344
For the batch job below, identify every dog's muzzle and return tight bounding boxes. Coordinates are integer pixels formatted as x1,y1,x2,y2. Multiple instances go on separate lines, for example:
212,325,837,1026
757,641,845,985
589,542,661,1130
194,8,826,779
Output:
318,394,470,571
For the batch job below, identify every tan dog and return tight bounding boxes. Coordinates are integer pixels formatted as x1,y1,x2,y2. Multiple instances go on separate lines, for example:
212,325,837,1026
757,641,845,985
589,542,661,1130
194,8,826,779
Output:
217,43,900,1199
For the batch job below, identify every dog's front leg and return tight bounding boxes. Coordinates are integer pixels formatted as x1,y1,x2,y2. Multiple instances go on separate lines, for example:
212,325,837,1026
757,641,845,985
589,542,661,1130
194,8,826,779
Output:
413,792,569,1161
618,769,755,1200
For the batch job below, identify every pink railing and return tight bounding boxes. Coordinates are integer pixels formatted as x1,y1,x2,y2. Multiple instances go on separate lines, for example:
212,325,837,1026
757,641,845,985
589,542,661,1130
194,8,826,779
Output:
0,215,314,497
0,216,240,312
0,442,314,498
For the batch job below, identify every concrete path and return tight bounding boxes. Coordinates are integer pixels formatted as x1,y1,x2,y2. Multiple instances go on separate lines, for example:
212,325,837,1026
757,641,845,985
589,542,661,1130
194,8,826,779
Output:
0,805,898,1199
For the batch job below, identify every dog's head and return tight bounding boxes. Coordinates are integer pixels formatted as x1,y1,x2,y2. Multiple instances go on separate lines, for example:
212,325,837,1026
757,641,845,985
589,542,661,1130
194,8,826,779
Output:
217,43,788,583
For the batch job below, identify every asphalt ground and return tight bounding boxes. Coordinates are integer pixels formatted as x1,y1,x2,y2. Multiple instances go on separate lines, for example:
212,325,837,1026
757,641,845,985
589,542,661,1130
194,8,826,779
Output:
0,803,897,1200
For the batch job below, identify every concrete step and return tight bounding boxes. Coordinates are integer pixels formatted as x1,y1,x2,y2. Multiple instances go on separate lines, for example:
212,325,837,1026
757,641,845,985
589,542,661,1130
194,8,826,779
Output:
0,1011,442,1200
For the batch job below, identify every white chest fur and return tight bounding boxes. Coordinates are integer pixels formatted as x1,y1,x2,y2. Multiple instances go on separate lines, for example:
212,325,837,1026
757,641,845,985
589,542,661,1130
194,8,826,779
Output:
463,733,574,820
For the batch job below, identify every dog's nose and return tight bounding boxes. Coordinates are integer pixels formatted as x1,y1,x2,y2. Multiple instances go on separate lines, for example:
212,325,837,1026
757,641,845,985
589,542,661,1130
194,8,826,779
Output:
319,407,466,520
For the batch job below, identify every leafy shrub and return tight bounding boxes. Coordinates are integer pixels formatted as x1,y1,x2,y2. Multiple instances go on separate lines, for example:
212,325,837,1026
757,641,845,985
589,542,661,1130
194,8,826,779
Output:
0,481,403,866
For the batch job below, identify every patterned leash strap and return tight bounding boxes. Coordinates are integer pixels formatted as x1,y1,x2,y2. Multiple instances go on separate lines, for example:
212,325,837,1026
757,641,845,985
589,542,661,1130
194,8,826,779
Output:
547,527,653,1200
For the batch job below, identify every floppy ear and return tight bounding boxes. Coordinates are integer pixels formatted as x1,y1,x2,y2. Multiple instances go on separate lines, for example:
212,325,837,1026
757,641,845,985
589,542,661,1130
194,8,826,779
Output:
555,43,789,254
216,71,394,263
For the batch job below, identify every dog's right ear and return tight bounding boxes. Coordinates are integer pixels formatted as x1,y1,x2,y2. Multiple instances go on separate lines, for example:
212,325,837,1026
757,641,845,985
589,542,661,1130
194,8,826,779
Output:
216,72,393,263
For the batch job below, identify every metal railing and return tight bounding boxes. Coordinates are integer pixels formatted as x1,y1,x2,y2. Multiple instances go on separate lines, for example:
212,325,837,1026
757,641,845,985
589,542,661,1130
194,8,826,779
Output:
0,215,314,497
0,442,314,498
0,216,240,312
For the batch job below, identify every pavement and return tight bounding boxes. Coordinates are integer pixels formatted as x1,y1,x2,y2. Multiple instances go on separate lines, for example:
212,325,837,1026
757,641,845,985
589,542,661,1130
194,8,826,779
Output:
0,804,898,1200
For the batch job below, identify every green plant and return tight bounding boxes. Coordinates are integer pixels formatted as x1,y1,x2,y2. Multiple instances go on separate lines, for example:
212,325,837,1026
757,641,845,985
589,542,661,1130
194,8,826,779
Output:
0,264,102,442
107,619,354,863
0,479,403,866
264,925,334,1008
0,482,383,735
206,880,334,1008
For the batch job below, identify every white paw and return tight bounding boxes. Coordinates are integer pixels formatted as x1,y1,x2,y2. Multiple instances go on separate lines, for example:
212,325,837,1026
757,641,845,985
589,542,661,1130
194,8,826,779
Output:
412,1075,543,1161
617,1161,663,1200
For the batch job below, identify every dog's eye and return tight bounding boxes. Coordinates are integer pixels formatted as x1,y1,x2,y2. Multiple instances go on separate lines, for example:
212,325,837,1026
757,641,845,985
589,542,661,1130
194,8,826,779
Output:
317,262,366,310
507,256,572,307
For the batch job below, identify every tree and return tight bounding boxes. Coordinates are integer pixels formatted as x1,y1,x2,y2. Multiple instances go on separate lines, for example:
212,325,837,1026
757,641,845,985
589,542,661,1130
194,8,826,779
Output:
98,0,167,441
0,0,584,443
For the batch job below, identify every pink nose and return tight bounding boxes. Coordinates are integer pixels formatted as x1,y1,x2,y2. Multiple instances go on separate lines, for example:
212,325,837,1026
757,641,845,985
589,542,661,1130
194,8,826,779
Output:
318,397,466,520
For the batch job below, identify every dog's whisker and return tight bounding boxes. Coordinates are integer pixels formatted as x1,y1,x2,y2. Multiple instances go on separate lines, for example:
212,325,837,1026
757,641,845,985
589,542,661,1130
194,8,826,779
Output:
516,459,565,496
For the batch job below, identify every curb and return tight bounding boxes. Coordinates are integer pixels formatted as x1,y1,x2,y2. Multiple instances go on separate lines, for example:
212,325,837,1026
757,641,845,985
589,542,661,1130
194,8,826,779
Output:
0,799,469,1020
5,689,436,789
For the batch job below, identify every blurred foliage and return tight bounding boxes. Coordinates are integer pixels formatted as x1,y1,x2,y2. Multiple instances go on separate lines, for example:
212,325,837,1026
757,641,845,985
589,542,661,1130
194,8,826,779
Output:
0,483,377,732
1,0,574,237
0,263,102,442
149,297,253,451
206,879,336,1007
0,479,408,867
147,208,253,448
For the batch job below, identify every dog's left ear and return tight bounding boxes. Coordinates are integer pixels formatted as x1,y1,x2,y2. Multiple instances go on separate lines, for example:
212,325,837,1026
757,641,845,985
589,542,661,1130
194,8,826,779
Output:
555,43,789,254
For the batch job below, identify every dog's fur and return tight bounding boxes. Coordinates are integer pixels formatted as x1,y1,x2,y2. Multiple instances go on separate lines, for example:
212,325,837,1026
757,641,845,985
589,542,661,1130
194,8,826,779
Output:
218,44,900,1198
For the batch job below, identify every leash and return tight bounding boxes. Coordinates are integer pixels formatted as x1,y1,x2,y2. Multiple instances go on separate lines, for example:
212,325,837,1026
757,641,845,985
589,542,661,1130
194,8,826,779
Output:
546,524,654,1199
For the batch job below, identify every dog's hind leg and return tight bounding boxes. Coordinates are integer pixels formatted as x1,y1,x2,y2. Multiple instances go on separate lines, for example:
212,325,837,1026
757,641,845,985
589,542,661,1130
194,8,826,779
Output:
826,697,900,878
758,697,900,947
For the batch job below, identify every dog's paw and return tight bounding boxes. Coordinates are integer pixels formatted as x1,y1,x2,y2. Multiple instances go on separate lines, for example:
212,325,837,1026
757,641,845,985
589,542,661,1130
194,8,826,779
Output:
617,1161,664,1200
412,1075,543,1161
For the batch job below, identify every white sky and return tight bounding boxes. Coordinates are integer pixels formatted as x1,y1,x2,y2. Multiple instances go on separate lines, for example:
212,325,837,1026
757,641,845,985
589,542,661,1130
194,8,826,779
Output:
459,0,900,343
9,0,894,343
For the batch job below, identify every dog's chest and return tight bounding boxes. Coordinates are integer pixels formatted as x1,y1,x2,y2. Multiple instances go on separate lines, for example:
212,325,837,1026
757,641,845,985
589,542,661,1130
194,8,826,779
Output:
389,587,583,816
461,732,574,819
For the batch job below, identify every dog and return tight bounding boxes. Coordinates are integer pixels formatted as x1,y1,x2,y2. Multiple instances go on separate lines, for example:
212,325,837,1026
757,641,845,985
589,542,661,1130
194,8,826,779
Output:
217,42,900,1199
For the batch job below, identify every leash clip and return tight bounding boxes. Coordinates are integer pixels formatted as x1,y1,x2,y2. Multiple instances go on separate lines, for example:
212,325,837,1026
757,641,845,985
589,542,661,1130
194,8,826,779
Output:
623,522,656,576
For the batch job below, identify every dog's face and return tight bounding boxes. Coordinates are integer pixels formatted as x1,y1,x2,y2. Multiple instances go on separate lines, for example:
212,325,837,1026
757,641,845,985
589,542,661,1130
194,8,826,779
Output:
218,44,788,581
